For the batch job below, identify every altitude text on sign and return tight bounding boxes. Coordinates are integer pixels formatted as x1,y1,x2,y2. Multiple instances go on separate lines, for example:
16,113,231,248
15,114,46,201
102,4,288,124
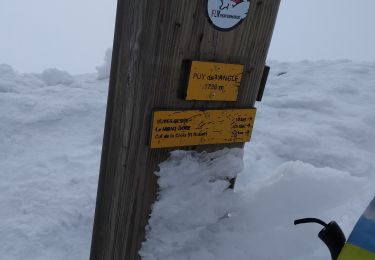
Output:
186,61,244,101
150,108,256,148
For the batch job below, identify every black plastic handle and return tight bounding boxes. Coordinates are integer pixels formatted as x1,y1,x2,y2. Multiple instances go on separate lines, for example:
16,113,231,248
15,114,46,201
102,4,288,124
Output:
295,218,346,260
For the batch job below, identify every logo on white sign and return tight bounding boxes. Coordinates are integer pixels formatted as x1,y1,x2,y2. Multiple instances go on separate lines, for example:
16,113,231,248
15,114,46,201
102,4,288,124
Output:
207,0,251,30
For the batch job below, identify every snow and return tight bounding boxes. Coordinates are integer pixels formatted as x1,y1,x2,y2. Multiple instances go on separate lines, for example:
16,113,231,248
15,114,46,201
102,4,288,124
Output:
40,68,75,86
0,66,107,259
0,60,374,259
96,49,112,80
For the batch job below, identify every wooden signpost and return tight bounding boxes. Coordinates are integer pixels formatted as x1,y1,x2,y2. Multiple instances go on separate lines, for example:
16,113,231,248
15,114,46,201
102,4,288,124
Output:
90,1,280,259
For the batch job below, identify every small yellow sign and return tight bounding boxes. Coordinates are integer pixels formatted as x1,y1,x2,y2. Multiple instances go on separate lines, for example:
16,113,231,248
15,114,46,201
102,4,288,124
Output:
186,61,244,101
150,108,256,148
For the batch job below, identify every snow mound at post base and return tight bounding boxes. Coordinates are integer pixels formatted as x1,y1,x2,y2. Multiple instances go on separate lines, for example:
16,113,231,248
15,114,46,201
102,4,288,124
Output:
140,153,366,260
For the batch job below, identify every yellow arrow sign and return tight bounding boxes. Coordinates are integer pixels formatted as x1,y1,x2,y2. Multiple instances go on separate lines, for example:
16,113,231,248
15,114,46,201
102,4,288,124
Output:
150,108,256,148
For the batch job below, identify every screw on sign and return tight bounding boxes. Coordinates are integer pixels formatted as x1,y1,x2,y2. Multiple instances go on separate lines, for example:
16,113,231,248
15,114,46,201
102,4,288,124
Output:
207,0,251,30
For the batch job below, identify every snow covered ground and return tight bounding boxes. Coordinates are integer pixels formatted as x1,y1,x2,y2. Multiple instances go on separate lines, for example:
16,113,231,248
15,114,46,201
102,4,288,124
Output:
0,65,107,259
0,59,374,260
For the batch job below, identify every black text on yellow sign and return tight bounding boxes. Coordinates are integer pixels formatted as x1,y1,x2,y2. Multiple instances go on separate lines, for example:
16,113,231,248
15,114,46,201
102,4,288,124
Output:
186,61,244,101
150,108,256,148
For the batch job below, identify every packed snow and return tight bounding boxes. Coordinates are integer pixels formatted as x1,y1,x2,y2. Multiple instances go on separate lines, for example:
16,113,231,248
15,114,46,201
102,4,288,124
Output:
0,58,374,260
95,49,112,80
40,68,75,86
0,64,107,259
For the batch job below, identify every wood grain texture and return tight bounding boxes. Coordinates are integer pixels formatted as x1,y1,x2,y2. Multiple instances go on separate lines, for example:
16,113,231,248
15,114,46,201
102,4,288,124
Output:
90,1,281,259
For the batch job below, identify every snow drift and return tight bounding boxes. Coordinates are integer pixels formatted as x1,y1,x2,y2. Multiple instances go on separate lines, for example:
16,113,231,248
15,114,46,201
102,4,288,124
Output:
0,60,374,260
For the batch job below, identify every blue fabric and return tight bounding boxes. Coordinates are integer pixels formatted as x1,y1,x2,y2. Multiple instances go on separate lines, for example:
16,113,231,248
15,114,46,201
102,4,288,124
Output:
348,198,375,254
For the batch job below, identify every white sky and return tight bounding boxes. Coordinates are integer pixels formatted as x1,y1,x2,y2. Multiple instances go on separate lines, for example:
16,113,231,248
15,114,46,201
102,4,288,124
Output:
1,0,375,74
0,0,117,74
269,0,375,62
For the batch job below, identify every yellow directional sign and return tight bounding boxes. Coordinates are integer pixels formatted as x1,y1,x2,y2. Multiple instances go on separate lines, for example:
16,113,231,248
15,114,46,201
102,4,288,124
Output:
186,61,244,101
150,108,256,148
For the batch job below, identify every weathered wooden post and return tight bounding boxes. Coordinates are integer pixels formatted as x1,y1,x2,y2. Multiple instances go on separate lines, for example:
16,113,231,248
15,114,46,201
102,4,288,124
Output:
90,0,280,259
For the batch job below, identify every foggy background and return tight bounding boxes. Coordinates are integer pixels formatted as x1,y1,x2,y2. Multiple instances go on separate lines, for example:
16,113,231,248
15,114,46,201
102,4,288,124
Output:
0,0,374,74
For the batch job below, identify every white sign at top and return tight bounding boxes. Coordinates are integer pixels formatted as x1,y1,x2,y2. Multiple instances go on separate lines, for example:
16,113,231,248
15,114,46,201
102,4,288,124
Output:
207,0,251,31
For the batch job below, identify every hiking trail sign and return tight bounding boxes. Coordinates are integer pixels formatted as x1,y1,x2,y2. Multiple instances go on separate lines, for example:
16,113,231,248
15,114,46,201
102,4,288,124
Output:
207,0,251,30
186,61,244,101
150,108,256,148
